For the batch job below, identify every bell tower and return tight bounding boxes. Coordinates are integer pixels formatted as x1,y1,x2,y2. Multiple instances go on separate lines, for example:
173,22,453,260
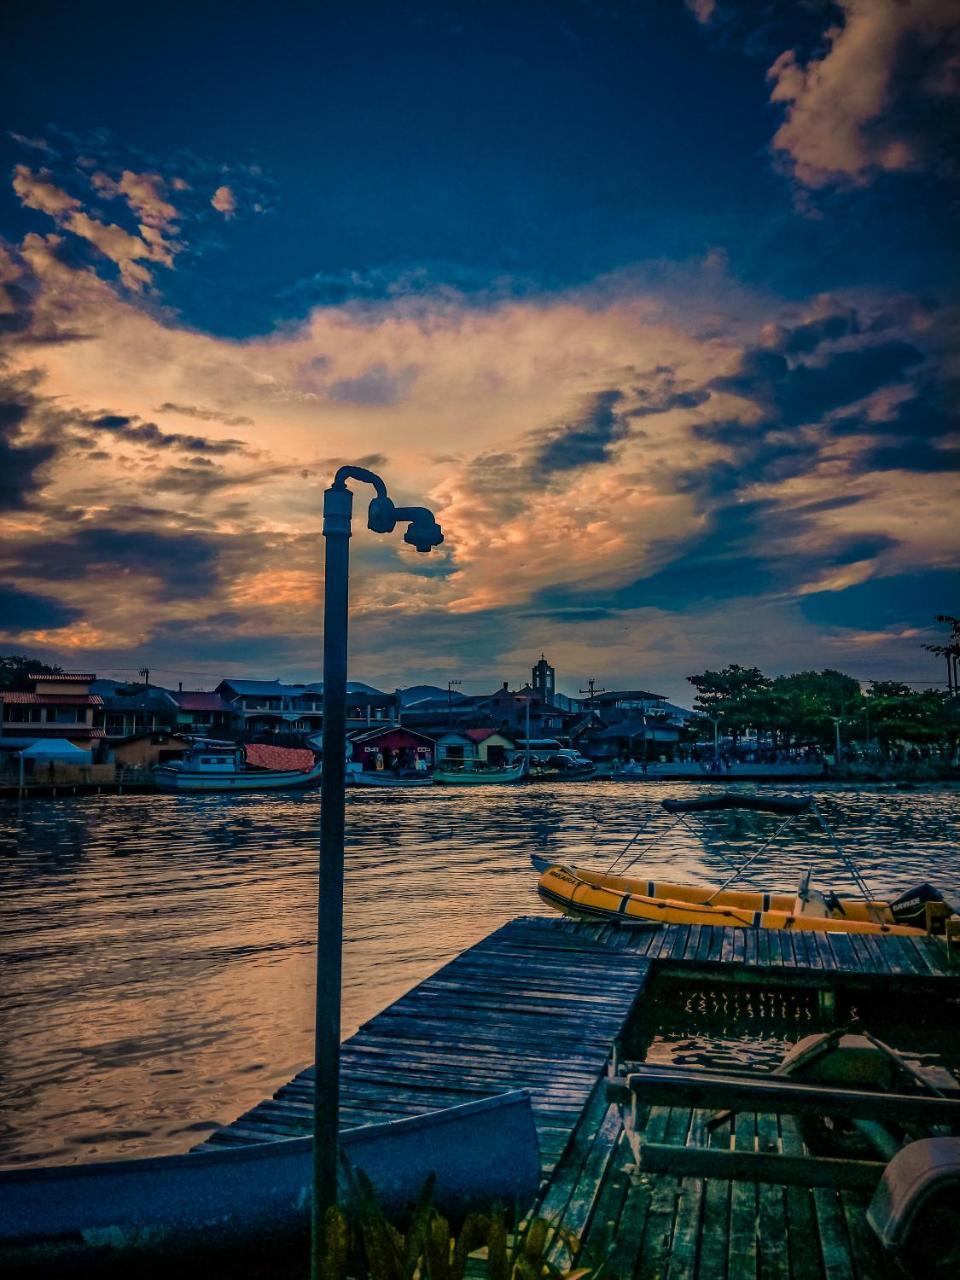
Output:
532,653,555,702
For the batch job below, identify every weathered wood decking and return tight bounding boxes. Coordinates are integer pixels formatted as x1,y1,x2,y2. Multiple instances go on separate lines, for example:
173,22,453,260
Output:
197,917,654,1173
200,916,956,1276
200,916,956,1159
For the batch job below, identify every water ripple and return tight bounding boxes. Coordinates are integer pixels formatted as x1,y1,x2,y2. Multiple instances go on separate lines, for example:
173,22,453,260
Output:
1,782,958,1167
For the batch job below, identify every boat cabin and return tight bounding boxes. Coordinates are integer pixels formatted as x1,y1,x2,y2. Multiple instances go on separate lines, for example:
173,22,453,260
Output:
178,744,244,773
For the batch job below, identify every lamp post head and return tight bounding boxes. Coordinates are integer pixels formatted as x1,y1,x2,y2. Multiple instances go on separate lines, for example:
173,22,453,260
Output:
330,465,444,555
403,515,444,553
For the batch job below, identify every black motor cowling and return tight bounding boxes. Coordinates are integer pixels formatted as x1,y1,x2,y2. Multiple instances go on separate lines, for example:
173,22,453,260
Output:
888,883,948,930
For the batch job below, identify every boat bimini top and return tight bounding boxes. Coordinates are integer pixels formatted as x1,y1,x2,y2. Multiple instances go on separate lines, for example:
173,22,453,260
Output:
534,792,956,937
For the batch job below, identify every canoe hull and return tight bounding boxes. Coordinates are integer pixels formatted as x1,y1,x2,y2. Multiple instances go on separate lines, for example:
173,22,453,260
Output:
0,1091,540,1272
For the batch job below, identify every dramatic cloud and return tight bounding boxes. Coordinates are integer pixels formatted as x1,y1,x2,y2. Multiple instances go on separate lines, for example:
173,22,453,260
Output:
156,402,254,427
768,0,960,187
12,165,80,218
0,583,81,631
1,182,955,690
90,169,179,231
90,412,249,455
534,390,629,474
0,374,58,510
328,362,419,406
12,166,180,290
211,185,237,216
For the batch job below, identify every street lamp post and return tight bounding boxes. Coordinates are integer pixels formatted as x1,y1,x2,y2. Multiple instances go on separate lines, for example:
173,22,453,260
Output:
313,466,442,1279
830,716,842,766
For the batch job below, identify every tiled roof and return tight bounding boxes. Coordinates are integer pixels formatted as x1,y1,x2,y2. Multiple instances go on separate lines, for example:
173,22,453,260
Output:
348,725,436,745
172,691,230,711
3,725,105,738
244,743,316,772
219,679,307,697
33,672,96,682
0,692,103,706
465,728,499,743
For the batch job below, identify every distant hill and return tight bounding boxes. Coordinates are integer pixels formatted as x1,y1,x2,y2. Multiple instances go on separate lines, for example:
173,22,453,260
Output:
400,684,467,707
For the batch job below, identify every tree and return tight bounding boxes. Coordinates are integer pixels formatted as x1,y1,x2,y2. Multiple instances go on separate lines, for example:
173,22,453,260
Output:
686,665,770,747
865,683,955,751
925,613,960,697
0,654,63,692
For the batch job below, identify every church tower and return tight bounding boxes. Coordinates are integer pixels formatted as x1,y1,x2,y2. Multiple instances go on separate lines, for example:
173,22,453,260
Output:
532,653,555,702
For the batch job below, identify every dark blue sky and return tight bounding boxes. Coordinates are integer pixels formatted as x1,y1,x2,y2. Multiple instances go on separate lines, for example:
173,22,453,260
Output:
3,1,953,337
0,1,956,694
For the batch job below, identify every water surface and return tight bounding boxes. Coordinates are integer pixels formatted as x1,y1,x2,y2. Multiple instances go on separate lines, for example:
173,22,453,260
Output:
1,782,958,1167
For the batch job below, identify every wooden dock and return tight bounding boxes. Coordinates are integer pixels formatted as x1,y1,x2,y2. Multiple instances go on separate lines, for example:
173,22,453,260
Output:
201,916,958,1277
197,917,654,1173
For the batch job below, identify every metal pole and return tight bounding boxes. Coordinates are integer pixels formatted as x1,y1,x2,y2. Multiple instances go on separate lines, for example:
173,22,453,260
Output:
834,717,841,765
713,717,718,761
312,482,352,1278
525,698,531,774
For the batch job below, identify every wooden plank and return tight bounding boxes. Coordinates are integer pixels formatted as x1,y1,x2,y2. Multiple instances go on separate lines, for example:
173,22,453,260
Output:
595,1105,672,1280
640,1145,883,1192
635,1107,690,1280
664,1108,710,1278
780,1114,826,1280
727,1111,758,1280
612,1068,960,1125
810,1187,856,1280
697,1099,732,1280
812,931,837,972
756,1109,790,1280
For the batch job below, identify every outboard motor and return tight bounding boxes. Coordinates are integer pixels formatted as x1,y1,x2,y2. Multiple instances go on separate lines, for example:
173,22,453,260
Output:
889,883,950,932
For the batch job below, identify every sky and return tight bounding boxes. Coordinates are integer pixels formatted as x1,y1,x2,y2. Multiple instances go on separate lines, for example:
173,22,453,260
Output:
0,0,957,703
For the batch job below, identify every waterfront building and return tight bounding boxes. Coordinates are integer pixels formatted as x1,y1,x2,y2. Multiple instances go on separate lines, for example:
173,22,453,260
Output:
110,730,192,770
169,689,233,736
531,653,555,702
464,728,516,766
347,725,435,772
215,678,326,737
574,688,692,764
93,679,180,743
0,672,104,749
433,730,478,765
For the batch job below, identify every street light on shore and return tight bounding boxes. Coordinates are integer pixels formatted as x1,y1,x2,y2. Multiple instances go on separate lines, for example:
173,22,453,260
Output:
313,466,443,1278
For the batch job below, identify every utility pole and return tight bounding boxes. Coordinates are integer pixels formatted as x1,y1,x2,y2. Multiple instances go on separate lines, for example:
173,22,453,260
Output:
313,467,442,1280
579,679,606,716
138,666,149,689
447,679,462,728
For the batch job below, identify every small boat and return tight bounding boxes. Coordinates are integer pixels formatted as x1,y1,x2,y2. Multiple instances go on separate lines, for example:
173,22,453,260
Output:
0,1090,540,1271
432,759,527,785
534,793,957,937
528,752,596,782
153,743,322,792
349,769,434,788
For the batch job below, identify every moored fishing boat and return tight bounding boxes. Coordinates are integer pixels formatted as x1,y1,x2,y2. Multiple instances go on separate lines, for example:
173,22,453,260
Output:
349,767,434,788
432,759,527,785
153,742,322,792
534,793,958,937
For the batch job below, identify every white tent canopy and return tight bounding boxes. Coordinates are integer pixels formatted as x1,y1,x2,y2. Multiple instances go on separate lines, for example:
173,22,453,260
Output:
20,739,92,762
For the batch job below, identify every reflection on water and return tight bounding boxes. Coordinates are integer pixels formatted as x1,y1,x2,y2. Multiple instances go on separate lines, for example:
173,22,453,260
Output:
1,782,958,1167
638,979,960,1078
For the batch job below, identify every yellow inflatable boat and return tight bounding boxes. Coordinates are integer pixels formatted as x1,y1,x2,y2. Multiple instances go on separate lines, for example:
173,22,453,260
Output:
534,793,955,937
537,862,927,935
